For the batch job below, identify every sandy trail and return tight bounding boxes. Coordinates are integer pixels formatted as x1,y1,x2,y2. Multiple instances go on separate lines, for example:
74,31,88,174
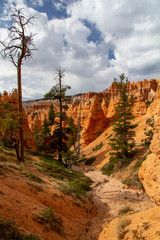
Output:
77,167,156,240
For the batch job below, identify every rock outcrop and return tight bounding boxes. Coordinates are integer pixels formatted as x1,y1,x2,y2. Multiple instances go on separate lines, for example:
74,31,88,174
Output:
23,79,157,146
139,79,160,205
0,90,36,150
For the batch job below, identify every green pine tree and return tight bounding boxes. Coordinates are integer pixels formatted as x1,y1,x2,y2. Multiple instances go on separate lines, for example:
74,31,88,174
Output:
40,117,51,153
142,116,155,148
48,103,55,126
67,117,78,150
33,125,43,153
0,102,21,161
44,66,71,163
106,74,137,175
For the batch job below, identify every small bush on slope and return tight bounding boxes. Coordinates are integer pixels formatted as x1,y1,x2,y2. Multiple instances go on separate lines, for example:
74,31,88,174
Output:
38,154,92,198
0,217,40,240
35,207,63,235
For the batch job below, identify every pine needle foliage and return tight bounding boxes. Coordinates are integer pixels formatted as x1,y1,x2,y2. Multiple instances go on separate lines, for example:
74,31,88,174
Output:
44,66,71,163
107,74,137,174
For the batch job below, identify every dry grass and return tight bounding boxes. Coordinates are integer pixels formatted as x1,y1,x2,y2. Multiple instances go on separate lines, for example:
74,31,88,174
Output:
117,218,131,239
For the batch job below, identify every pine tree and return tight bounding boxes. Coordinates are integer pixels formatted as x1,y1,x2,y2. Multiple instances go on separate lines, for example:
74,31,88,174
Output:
44,66,71,163
33,125,43,153
40,117,51,153
107,74,137,174
0,102,21,161
142,116,155,148
67,117,78,150
48,103,55,126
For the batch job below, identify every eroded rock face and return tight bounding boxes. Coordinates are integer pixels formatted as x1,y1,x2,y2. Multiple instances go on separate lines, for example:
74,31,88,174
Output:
0,90,36,151
23,79,157,146
139,154,160,205
139,80,160,205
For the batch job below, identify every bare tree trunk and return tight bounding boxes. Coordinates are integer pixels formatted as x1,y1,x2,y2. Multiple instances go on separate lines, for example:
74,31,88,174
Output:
17,62,24,162
59,74,63,163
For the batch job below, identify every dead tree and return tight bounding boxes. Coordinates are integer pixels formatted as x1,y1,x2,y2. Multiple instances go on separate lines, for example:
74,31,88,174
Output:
0,8,36,162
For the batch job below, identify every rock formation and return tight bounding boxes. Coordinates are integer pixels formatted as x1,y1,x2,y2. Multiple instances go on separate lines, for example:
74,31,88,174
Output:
139,79,160,205
23,79,157,146
0,90,36,150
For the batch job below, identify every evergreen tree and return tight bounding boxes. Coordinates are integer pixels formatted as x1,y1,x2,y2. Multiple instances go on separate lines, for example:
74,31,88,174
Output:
107,74,137,174
40,117,51,153
67,117,78,150
44,66,71,163
48,103,55,126
142,116,155,148
33,125,42,153
0,102,21,161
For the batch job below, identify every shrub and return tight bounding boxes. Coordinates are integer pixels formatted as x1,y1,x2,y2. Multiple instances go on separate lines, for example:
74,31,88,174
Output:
92,142,103,152
0,217,40,240
78,157,87,163
35,207,63,235
22,171,44,183
59,177,91,198
39,155,92,198
122,174,144,190
118,206,133,215
142,116,155,148
133,160,143,171
117,218,131,239
146,99,153,106
101,162,114,176
85,157,96,165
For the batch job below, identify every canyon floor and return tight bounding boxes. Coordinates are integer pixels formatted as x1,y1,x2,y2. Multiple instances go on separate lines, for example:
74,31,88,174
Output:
0,147,157,240
75,167,156,240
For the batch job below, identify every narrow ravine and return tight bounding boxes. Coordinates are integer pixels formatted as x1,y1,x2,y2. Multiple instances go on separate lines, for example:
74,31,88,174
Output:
77,167,156,240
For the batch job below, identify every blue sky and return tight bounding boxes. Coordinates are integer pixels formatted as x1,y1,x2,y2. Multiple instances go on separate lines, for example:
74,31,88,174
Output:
0,0,160,100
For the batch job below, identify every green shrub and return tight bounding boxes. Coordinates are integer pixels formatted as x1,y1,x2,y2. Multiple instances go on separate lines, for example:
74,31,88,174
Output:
0,217,40,240
59,177,91,198
133,160,143,171
92,142,103,152
39,156,92,198
22,171,44,183
118,206,133,215
106,133,112,139
36,207,63,235
142,116,155,148
101,162,114,176
78,157,88,163
146,99,153,106
85,157,96,165
122,174,144,190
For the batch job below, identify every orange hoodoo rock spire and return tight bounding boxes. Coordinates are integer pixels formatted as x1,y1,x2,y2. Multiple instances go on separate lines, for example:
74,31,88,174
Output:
23,79,158,147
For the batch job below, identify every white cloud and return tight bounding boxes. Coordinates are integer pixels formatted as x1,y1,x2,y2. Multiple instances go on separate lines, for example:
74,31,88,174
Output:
0,0,160,100
29,0,44,7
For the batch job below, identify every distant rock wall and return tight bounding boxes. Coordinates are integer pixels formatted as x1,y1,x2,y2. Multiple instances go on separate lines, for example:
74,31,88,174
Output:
23,79,158,146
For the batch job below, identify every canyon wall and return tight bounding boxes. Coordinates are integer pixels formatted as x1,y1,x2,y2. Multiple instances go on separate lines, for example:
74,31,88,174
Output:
139,79,160,205
23,79,157,146
0,90,36,150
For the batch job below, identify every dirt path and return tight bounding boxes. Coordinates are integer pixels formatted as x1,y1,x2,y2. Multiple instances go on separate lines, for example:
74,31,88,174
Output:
77,167,156,240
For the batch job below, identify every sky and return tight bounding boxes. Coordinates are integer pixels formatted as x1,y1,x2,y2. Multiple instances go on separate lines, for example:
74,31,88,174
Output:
0,0,160,100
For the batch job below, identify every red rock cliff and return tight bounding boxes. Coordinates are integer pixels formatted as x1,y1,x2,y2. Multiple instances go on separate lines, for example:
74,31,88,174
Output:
23,79,157,146
0,90,36,150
